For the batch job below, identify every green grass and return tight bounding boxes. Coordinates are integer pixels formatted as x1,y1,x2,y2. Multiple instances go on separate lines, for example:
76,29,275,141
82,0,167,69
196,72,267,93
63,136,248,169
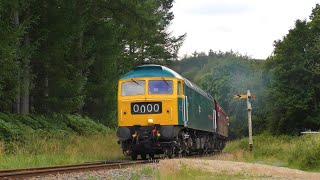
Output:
221,133,320,171
0,132,124,169
0,113,124,169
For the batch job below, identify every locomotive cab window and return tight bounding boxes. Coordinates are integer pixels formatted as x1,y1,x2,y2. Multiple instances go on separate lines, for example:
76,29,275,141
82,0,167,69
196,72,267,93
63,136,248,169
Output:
148,80,173,94
121,80,145,96
178,81,183,95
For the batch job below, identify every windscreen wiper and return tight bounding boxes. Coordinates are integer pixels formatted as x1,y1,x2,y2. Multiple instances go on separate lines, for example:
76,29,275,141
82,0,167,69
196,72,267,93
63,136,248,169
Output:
131,79,142,86
161,77,170,88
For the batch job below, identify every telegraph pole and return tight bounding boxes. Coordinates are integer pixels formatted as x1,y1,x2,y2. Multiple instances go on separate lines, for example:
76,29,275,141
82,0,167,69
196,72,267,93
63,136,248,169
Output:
247,90,253,153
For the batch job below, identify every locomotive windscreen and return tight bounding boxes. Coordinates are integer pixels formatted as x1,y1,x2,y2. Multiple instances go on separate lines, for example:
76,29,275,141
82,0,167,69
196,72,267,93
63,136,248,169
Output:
121,80,145,96
148,80,173,94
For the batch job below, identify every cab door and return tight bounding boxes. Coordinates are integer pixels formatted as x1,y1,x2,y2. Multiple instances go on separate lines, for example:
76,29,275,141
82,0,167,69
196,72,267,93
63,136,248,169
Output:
178,80,188,127
183,95,189,127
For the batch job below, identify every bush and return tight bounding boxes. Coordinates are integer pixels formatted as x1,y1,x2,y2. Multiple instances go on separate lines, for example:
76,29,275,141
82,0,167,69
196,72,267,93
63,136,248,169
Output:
0,113,110,142
289,134,320,170
224,133,320,171
0,141,3,158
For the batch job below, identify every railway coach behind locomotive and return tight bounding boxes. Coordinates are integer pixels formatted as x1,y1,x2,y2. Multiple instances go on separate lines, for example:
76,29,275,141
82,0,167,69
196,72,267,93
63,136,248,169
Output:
117,64,228,160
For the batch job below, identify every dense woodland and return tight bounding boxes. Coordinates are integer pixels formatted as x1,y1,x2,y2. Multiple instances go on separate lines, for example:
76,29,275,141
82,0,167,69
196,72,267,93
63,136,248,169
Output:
0,1,319,137
0,0,185,126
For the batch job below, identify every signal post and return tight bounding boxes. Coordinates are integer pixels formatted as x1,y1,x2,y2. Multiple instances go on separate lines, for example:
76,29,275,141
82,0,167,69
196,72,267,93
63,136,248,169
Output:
246,90,253,153
234,90,254,153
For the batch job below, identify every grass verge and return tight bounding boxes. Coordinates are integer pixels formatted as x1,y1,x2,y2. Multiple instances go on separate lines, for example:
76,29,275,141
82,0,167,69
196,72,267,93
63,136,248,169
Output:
218,133,320,171
0,132,123,169
0,113,124,169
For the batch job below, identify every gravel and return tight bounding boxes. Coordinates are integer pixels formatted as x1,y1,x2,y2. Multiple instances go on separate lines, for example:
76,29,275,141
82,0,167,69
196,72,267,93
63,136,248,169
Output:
29,159,320,180
29,165,157,180
176,159,320,180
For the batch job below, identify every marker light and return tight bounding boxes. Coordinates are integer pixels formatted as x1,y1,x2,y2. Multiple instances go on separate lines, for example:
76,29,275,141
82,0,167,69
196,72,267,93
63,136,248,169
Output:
148,118,154,124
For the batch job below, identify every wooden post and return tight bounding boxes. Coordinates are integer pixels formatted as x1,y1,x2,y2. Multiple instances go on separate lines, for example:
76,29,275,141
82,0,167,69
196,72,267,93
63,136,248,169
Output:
247,90,253,153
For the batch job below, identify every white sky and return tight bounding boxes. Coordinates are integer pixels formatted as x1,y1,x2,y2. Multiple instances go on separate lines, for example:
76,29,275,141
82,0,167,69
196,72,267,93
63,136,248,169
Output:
170,0,319,59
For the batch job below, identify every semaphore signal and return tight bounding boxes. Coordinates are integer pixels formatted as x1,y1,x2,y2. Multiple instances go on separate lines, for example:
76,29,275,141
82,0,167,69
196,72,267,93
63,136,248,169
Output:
234,90,255,153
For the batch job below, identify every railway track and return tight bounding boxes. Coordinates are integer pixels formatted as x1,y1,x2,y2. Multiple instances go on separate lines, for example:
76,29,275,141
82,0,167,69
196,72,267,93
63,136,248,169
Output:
0,160,157,179
0,153,217,179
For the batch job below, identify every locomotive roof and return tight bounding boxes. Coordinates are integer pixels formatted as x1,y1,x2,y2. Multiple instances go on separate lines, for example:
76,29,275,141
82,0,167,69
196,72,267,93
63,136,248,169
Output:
120,64,213,100
120,64,184,79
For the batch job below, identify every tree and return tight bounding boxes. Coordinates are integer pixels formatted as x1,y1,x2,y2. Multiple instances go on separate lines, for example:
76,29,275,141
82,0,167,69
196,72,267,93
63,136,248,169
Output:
171,51,266,138
0,0,37,114
0,1,20,112
304,4,320,75
266,4,320,134
0,0,185,125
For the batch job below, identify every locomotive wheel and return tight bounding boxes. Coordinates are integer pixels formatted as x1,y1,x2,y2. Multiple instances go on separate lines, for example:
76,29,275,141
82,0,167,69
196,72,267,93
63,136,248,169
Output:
181,150,188,157
131,152,137,160
141,153,147,160
149,153,155,159
164,148,173,158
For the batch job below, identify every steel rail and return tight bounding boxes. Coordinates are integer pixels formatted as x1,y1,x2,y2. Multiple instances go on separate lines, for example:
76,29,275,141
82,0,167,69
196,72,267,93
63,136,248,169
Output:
0,153,215,179
0,160,156,179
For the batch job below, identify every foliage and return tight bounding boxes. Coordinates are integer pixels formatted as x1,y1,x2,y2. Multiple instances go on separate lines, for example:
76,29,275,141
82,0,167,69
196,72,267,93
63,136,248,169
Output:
0,132,122,169
0,0,319,138
289,134,320,170
265,4,320,134
171,4,320,136
0,0,34,112
171,51,267,138
0,113,110,142
0,113,120,169
223,133,320,171
0,0,184,124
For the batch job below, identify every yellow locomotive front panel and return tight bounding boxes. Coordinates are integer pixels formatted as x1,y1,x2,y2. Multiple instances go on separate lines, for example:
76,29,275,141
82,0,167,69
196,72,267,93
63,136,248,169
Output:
118,77,179,127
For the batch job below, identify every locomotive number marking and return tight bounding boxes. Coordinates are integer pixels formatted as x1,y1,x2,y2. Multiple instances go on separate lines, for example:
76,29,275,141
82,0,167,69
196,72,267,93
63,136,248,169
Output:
131,102,162,114
147,104,152,112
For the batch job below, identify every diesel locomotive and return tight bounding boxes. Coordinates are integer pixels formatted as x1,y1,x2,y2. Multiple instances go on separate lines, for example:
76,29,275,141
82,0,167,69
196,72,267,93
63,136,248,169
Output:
117,64,228,160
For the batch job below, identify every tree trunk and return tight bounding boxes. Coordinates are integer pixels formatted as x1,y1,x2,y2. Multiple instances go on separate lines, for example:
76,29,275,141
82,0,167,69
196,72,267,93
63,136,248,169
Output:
14,8,20,114
21,34,31,115
21,74,30,115
21,6,32,115
43,0,49,98
78,30,84,115
16,77,21,114
314,86,319,111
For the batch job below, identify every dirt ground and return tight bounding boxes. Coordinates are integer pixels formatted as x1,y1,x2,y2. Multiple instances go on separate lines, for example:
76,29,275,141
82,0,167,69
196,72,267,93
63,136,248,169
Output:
31,158,320,179
160,158,320,180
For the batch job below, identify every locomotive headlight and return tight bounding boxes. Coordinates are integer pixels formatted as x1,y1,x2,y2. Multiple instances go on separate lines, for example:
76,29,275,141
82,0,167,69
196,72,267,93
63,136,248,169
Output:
148,118,154,124
157,132,161,137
